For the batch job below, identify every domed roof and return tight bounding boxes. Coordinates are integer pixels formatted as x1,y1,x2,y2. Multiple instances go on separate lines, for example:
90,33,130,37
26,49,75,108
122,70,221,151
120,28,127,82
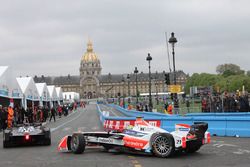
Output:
81,40,99,63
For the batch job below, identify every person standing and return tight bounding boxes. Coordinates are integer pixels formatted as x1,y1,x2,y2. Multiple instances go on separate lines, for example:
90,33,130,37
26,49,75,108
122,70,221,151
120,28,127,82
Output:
43,106,49,122
2,107,8,130
0,105,3,131
186,99,190,113
167,103,173,115
58,105,62,118
20,107,25,123
7,106,14,128
49,107,56,122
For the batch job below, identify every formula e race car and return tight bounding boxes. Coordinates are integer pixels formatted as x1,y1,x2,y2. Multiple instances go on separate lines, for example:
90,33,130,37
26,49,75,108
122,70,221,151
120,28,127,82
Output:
3,123,51,148
58,117,210,158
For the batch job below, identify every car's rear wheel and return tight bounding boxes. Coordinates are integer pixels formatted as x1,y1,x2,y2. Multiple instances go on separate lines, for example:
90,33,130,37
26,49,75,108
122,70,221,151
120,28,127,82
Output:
3,140,11,148
185,140,202,153
44,130,51,146
44,138,51,146
70,134,85,154
151,133,175,158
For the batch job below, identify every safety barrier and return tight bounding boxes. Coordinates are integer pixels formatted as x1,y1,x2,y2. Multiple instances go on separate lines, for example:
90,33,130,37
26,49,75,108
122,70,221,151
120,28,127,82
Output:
186,112,250,117
98,104,250,137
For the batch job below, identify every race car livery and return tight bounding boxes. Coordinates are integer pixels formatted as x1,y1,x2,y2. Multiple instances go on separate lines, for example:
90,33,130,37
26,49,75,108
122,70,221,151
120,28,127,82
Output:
58,117,210,158
3,123,51,148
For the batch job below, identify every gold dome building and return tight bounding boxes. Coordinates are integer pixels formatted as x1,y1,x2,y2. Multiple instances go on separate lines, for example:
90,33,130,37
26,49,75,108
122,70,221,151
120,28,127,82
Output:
79,40,102,98
34,40,187,99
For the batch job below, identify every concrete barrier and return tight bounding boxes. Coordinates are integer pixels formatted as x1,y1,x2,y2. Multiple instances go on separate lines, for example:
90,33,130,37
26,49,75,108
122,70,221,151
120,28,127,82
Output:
186,112,250,117
98,104,250,137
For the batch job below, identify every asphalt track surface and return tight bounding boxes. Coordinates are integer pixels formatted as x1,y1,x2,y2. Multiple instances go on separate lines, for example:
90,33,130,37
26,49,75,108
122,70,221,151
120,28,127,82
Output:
1,104,250,167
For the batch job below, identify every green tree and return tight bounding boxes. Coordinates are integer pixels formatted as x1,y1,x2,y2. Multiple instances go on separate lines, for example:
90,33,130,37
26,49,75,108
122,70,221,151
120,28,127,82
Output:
216,64,244,76
247,70,250,77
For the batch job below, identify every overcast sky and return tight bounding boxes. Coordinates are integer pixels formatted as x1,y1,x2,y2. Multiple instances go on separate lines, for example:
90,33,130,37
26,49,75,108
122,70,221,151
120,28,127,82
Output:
1,0,250,77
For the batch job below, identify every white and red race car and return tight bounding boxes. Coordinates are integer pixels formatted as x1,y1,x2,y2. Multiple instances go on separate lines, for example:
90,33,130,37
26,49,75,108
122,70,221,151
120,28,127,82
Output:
58,117,210,158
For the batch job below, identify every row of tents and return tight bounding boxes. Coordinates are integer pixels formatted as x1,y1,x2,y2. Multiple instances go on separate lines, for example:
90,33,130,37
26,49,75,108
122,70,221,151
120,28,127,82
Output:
0,66,64,109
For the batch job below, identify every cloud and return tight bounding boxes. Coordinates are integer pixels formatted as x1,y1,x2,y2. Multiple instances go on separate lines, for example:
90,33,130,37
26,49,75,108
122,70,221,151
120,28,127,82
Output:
1,0,250,78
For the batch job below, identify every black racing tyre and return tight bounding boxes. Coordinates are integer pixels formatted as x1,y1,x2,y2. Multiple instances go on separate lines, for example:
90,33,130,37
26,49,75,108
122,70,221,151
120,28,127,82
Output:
3,141,11,148
151,133,175,158
44,138,51,146
185,141,202,153
70,134,85,154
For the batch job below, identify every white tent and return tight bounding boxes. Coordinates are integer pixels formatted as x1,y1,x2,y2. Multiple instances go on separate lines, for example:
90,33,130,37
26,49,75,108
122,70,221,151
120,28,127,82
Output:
55,87,63,105
0,66,11,98
35,83,50,107
63,92,80,103
0,66,22,107
16,77,40,109
47,85,58,107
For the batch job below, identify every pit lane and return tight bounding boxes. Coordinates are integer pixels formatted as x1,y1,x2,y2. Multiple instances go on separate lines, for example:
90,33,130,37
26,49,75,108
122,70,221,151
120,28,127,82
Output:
0,104,250,167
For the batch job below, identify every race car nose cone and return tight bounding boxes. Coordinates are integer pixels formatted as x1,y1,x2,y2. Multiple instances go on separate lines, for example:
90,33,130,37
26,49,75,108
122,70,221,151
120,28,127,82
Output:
58,136,71,152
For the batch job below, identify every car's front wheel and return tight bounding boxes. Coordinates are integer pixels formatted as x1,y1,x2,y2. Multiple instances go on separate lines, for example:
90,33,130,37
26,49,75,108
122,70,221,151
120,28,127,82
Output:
151,133,175,158
70,134,85,154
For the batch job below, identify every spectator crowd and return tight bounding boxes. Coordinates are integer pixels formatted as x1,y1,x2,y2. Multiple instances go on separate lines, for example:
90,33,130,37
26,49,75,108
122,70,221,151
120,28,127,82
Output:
201,94,250,112
0,101,85,131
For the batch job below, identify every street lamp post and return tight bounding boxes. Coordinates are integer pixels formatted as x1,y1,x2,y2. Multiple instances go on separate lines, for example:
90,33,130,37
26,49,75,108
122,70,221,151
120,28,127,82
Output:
134,67,139,104
155,71,159,105
146,53,153,112
127,74,130,97
168,32,179,111
122,79,125,108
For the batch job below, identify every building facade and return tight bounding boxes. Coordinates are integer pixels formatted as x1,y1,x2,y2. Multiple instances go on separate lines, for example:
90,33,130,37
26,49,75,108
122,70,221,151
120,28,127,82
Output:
34,41,188,99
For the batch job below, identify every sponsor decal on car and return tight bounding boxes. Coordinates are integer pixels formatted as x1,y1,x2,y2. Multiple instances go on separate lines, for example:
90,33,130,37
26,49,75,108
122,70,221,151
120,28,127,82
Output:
123,136,148,149
98,137,114,144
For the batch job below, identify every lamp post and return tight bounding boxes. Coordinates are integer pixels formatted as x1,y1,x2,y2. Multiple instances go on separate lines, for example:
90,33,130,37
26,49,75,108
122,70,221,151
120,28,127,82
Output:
155,71,159,105
134,67,139,104
146,53,153,112
127,74,130,97
168,32,179,110
122,79,125,108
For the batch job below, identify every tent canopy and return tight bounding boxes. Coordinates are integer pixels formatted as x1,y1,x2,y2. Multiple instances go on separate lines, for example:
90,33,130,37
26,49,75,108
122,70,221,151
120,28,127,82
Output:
35,83,50,101
0,66,9,98
16,77,39,101
56,87,63,101
0,66,22,99
47,85,58,101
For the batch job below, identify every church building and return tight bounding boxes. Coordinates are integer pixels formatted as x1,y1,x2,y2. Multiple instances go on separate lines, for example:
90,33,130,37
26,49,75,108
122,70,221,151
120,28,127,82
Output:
34,40,187,99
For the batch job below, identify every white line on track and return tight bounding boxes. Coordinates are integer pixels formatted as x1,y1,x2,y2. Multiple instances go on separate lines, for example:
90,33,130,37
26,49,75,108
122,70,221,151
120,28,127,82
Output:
50,110,83,132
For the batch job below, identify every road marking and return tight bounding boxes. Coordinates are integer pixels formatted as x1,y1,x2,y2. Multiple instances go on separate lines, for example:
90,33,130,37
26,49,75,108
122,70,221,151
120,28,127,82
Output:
132,160,139,164
233,149,250,155
213,143,237,148
63,127,72,131
77,127,87,131
128,155,143,167
128,156,135,159
134,165,142,167
51,111,83,132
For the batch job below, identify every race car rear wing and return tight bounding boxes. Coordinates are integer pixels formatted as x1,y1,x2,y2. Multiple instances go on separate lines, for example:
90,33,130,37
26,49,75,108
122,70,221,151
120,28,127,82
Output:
175,122,208,139
190,122,208,139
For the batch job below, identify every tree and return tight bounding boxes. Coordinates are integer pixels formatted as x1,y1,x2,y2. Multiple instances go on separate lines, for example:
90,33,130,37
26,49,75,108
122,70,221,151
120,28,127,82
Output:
184,73,221,93
216,64,244,76
247,70,250,77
